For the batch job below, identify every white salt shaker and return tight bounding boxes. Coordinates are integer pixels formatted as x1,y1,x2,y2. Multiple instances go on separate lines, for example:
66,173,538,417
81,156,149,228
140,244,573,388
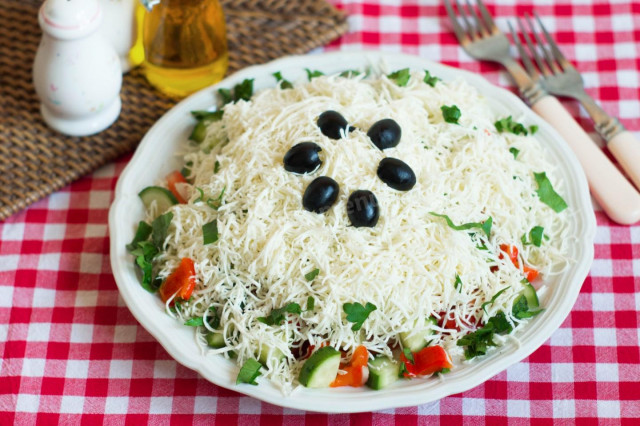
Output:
33,0,122,136
99,0,138,72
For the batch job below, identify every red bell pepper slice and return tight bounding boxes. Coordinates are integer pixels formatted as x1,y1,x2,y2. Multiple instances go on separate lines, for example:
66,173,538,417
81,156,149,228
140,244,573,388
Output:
330,345,369,387
400,345,453,378
166,170,188,204
159,258,196,303
499,244,539,282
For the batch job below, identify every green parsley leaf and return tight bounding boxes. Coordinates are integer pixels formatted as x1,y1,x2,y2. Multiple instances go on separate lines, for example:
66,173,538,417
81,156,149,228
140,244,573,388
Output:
152,212,173,250
454,274,463,293
456,311,513,359
203,219,218,245
387,68,411,87
441,105,461,124
214,161,221,174
180,161,194,180
191,110,223,122
194,187,205,203
184,317,204,327
135,254,157,293
534,172,568,212
273,71,293,89
511,294,544,320
481,286,510,314
305,268,320,282
305,69,324,80
343,302,377,331
423,69,440,87
257,303,302,326
218,88,233,105
340,69,361,78
306,296,315,311
126,221,152,252
130,240,158,260
429,212,492,238
494,116,529,135
233,79,254,102
528,226,544,247
437,367,451,374
403,347,414,364
236,358,262,385
509,147,520,159
529,124,539,135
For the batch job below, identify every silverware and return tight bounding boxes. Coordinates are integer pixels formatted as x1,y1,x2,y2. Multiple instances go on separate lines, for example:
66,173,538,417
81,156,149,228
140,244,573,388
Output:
443,0,640,225
510,13,640,192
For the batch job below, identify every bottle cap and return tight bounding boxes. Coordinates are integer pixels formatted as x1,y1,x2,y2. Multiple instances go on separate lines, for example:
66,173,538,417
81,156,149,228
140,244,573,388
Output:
39,0,102,40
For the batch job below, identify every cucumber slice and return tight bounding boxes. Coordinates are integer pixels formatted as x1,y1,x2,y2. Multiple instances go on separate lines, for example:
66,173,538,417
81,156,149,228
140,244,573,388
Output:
522,282,539,309
258,342,285,366
205,331,225,348
138,186,178,213
399,317,437,352
298,346,340,388
366,355,400,390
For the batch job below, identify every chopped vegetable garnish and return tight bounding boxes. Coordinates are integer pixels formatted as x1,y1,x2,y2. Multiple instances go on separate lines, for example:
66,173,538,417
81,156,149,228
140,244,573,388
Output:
403,347,414,364
387,68,411,87
305,268,320,282
257,302,302,326
126,221,152,252
481,286,510,314
152,212,173,250
494,116,528,135
184,317,204,327
236,358,262,385
454,274,463,293
400,346,452,377
202,219,218,245
534,172,568,212
521,226,544,247
509,147,520,159
457,311,513,359
306,296,315,311
330,345,368,387
343,302,377,331
441,105,461,124
511,295,543,319
305,69,324,80
529,125,539,134
499,244,539,282
273,71,293,89
189,110,223,143
166,171,188,204
340,69,361,78
429,212,492,238
218,79,254,107
135,252,157,293
423,70,440,87
214,161,221,174
158,257,196,303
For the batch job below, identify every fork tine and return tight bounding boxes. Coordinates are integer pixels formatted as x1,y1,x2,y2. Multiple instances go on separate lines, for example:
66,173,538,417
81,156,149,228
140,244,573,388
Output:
517,16,550,76
454,0,478,41
508,21,539,79
525,13,561,74
534,12,572,71
443,0,470,44
465,0,489,37
475,0,497,33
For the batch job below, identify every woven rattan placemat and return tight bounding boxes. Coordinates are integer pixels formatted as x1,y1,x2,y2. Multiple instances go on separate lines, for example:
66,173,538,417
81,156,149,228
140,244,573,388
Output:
0,0,348,221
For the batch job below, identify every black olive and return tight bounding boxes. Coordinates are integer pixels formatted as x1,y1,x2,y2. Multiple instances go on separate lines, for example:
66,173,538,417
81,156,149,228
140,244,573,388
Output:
347,190,379,227
367,118,401,150
376,157,416,191
284,142,322,174
317,110,351,139
303,176,340,213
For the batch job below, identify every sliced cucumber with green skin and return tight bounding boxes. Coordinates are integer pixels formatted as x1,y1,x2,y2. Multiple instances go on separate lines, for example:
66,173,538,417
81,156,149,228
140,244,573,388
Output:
138,186,178,213
521,282,539,309
205,331,225,348
258,343,285,366
366,355,400,390
298,346,341,388
399,316,437,352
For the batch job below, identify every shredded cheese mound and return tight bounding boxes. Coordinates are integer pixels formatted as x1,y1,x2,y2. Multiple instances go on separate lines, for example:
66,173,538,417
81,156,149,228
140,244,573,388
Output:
151,71,572,393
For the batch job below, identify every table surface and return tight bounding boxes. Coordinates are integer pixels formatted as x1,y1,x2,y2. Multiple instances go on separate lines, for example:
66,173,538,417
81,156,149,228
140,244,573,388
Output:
2,0,639,423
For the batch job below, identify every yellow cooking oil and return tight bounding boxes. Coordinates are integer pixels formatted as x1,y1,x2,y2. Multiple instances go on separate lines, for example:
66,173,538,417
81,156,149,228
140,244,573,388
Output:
130,0,228,97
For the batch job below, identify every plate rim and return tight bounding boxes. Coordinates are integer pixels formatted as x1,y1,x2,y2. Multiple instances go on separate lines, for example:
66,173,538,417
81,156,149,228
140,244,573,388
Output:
109,50,596,413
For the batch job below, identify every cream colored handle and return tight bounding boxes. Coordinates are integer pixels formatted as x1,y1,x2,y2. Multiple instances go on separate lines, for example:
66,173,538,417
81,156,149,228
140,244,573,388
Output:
608,131,640,192
532,96,640,225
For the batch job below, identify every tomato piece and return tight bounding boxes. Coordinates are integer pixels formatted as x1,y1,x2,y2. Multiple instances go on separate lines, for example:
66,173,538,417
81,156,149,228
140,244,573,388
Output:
166,171,188,204
523,266,539,282
159,258,196,303
330,345,368,387
500,244,519,268
401,346,452,378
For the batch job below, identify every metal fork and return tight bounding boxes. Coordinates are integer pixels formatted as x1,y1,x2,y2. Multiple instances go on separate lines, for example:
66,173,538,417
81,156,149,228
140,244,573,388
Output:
510,13,640,192
444,0,640,225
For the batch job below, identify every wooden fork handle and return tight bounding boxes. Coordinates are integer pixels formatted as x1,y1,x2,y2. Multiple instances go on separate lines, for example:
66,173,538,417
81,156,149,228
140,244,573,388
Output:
532,96,640,225
608,131,640,192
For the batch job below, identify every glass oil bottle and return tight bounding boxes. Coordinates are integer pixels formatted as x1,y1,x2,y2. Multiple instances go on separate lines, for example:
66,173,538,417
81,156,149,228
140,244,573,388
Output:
131,0,228,97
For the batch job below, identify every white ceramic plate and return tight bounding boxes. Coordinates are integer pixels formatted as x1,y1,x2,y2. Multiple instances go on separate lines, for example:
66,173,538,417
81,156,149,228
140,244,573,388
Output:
109,51,595,413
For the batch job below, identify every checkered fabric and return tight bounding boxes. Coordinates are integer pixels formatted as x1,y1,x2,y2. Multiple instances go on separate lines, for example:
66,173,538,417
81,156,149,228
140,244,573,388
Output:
2,0,639,423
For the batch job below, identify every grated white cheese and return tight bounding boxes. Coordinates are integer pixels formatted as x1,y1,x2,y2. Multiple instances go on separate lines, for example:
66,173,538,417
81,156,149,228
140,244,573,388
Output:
151,70,572,393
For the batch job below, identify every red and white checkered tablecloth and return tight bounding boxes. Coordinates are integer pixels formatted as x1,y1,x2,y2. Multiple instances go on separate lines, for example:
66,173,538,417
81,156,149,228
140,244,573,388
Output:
2,0,639,423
